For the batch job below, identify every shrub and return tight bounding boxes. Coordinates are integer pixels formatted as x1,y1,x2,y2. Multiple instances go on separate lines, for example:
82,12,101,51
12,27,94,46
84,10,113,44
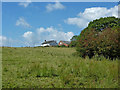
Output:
69,41,78,47
60,45,68,47
76,17,120,59
69,35,78,47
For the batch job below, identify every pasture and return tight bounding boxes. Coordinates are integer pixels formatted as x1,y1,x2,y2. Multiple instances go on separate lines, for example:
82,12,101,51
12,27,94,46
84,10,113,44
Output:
2,47,119,88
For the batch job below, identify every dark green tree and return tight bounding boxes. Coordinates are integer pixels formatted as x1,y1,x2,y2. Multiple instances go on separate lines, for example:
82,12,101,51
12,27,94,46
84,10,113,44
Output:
76,17,120,59
69,35,78,47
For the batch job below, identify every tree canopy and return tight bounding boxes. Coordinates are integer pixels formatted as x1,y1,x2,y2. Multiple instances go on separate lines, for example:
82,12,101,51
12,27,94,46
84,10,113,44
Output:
76,17,120,59
69,35,78,47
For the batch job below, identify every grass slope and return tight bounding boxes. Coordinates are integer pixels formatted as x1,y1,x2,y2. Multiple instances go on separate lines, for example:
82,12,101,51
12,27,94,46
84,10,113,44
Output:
2,47,118,88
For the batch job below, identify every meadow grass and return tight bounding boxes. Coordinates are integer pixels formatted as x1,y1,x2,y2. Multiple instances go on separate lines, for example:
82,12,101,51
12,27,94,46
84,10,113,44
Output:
2,47,119,88
0,47,2,89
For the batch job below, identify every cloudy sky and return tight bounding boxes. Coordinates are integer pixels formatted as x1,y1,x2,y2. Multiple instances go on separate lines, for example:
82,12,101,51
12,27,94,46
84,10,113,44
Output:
1,2,118,47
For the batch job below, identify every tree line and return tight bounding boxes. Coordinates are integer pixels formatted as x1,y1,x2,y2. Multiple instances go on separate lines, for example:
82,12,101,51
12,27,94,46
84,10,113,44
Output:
69,17,120,59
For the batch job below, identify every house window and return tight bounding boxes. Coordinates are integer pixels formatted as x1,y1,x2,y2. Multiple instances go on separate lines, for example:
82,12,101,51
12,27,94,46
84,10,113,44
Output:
60,42,62,45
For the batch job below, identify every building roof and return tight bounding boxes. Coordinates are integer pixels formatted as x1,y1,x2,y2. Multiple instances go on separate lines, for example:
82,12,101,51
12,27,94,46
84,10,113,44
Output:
60,41,71,45
42,40,57,44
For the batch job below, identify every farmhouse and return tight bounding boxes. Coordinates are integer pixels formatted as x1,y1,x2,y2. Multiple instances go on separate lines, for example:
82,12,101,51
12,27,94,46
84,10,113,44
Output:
41,40,58,47
58,41,71,47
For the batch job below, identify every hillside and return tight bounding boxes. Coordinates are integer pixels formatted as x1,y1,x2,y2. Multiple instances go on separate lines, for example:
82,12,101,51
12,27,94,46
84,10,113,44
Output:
2,47,118,88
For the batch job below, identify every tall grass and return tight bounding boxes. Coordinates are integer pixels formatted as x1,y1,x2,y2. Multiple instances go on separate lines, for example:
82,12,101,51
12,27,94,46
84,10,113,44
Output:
0,47,2,89
2,47,119,88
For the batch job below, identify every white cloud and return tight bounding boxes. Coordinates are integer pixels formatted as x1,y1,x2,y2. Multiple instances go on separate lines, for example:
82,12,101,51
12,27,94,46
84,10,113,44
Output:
16,17,32,28
23,31,33,39
22,31,37,46
22,27,74,46
0,36,7,46
65,5,118,28
0,36,23,47
46,2,65,12
118,4,120,18
19,0,31,8
37,27,74,41
65,18,89,29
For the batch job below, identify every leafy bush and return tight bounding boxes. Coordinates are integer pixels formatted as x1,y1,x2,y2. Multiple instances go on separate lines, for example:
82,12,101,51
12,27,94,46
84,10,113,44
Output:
69,41,77,47
58,45,69,47
77,17,120,59
69,35,78,47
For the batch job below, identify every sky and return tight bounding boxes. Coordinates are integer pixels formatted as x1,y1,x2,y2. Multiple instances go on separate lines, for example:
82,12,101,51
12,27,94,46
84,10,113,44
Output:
1,1,119,47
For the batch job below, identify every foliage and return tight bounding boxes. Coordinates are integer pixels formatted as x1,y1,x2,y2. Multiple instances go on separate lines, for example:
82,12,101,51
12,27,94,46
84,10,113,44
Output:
60,45,68,47
69,35,78,47
77,17,120,59
70,35,78,41
2,47,119,88
88,16,120,31
57,45,68,47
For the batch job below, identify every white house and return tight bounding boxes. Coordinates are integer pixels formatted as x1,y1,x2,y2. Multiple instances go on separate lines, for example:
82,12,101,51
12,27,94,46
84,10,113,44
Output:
41,40,58,47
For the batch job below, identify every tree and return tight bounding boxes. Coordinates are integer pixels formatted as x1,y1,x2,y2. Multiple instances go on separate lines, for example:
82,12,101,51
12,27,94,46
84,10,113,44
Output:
76,17,120,59
69,35,78,47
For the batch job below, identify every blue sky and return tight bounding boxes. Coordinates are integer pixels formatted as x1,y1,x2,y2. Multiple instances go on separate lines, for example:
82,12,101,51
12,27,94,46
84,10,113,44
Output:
2,2,118,47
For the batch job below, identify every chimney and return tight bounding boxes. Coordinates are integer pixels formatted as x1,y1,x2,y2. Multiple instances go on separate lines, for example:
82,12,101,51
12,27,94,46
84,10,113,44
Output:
45,40,46,42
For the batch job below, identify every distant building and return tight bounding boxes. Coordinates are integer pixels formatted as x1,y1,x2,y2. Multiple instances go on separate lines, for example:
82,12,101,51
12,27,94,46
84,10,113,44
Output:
41,40,58,47
58,41,71,47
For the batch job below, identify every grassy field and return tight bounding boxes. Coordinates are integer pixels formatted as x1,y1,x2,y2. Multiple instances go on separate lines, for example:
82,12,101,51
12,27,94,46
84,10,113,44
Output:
2,47,119,88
